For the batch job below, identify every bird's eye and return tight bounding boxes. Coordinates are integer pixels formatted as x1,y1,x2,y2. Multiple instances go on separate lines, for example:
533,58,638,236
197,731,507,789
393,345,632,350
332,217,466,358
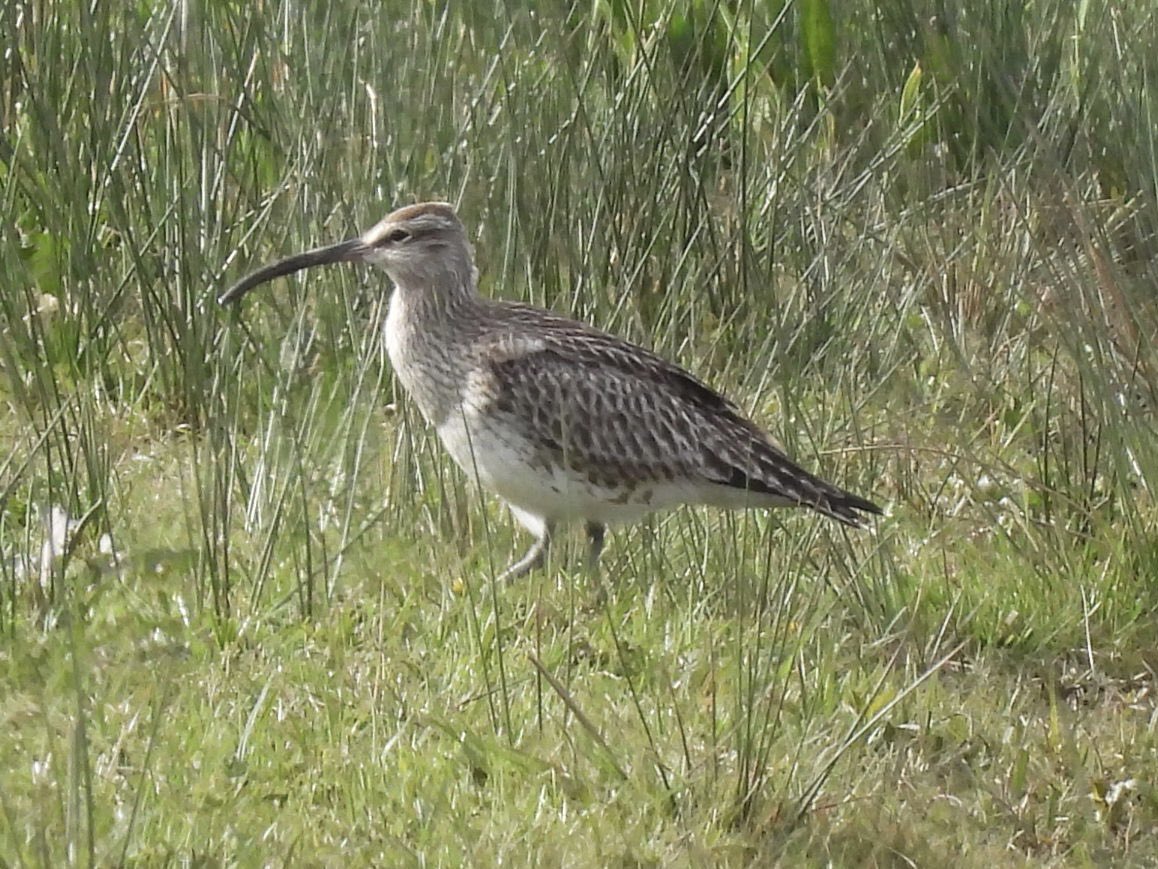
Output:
386,228,410,244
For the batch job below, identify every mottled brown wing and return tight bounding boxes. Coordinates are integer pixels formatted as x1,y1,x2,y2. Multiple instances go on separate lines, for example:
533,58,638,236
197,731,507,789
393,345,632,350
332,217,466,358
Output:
486,345,705,490
484,326,881,525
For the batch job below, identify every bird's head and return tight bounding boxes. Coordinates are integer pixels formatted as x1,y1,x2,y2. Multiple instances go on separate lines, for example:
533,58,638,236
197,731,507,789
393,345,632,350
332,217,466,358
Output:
219,201,475,306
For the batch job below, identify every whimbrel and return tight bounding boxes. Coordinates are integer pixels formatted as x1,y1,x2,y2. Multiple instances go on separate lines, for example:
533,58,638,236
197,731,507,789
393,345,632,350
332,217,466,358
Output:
220,203,881,579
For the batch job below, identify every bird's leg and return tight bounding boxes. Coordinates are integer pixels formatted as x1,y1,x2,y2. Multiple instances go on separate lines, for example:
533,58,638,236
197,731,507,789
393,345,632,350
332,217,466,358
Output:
584,522,611,606
584,522,605,573
496,524,552,582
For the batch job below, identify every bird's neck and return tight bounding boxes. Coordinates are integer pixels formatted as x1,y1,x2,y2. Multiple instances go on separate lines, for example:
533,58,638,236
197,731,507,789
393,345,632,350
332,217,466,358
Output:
390,260,480,325
383,264,483,427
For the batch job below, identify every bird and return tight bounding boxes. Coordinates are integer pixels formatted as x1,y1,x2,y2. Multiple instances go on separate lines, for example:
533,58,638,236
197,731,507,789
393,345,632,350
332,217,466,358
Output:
219,202,881,580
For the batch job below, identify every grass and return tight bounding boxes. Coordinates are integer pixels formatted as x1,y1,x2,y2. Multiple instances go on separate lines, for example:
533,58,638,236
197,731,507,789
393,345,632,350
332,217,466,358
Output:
2,0,1158,864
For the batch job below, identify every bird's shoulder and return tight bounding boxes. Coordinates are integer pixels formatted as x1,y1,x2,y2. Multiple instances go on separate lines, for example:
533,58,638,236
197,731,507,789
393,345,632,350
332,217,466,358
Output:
476,300,743,418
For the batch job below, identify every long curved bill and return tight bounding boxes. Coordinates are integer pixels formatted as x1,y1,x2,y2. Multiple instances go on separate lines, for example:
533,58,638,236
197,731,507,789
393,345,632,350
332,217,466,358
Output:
218,237,370,305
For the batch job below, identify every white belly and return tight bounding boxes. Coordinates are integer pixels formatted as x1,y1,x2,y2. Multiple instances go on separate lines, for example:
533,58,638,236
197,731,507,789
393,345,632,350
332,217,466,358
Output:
434,409,690,529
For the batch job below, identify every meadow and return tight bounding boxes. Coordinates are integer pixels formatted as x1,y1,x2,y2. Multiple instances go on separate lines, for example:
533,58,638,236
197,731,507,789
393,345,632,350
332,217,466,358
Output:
2,1,1157,864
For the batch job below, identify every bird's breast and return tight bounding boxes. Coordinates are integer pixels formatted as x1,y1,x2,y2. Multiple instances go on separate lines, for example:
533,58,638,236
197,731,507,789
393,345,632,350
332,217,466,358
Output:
383,291,467,426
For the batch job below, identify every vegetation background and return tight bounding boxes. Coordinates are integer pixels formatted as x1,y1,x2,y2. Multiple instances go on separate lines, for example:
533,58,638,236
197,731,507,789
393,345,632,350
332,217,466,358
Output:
2,0,1157,864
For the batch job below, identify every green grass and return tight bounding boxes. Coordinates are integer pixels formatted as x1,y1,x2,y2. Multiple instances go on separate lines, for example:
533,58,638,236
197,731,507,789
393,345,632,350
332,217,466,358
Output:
3,0,1158,864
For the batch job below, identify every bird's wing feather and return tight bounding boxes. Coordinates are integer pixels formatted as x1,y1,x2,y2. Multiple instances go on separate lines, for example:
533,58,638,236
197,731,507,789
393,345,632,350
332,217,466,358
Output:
480,319,880,524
